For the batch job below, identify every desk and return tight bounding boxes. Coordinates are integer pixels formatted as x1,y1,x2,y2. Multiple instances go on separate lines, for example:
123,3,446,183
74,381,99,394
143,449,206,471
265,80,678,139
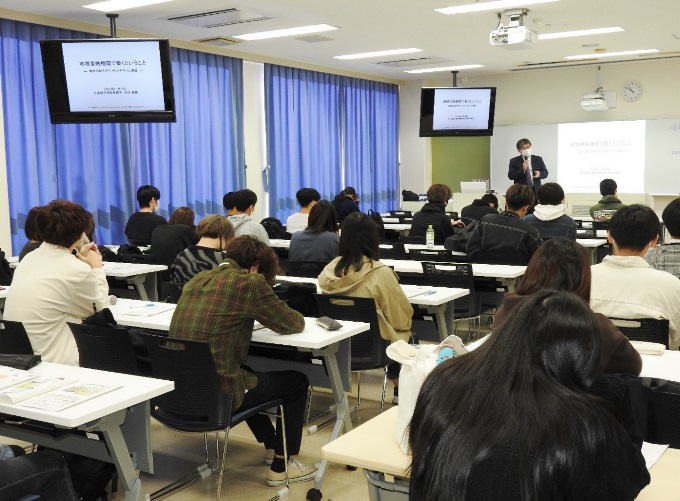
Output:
322,406,680,501
0,362,173,501
576,238,608,264
109,298,370,494
640,351,680,382
275,276,469,340
103,262,167,302
383,223,411,234
381,259,526,290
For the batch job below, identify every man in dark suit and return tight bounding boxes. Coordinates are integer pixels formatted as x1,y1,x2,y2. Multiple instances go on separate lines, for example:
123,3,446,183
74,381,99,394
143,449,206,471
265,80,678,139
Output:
508,138,548,192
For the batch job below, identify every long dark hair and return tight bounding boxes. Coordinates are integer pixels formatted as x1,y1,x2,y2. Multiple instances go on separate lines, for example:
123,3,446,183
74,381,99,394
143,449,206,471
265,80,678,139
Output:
307,200,338,234
515,238,591,301
409,290,636,501
334,212,378,276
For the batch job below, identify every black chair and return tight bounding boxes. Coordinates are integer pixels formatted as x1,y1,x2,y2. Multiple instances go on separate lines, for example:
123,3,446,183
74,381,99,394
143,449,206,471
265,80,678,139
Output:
314,294,389,412
420,262,481,340
609,318,670,349
389,211,412,218
397,216,413,224
445,211,459,219
399,235,425,245
409,249,465,263
379,243,407,260
142,335,289,499
160,280,184,304
283,260,329,278
0,320,33,355
646,382,680,448
120,253,158,265
68,323,143,376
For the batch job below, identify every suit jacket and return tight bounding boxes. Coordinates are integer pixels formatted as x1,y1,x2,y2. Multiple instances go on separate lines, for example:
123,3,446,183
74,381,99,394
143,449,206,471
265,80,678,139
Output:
508,154,548,190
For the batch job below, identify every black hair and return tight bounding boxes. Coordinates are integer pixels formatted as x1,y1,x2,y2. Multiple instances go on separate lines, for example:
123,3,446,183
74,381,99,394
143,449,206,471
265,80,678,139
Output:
223,192,236,211
409,290,638,501
505,184,534,211
600,178,617,197
536,182,565,206
233,189,257,212
662,198,680,238
334,212,378,276
480,193,498,208
137,185,160,208
608,204,660,252
24,206,43,241
307,200,338,233
296,188,321,208
516,138,531,150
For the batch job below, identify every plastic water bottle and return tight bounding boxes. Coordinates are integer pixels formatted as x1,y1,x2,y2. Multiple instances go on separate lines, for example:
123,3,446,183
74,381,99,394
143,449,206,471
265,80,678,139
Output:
426,225,435,249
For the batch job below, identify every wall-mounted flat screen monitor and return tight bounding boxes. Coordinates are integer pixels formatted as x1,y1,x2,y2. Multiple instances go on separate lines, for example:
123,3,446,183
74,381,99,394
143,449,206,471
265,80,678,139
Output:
39,38,176,124
419,87,496,137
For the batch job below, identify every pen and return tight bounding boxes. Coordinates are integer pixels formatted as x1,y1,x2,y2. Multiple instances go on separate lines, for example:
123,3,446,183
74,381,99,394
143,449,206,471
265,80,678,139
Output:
424,290,437,296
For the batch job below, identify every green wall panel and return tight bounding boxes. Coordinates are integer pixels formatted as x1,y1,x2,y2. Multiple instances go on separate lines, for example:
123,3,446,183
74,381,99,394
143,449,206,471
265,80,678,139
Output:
431,136,490,191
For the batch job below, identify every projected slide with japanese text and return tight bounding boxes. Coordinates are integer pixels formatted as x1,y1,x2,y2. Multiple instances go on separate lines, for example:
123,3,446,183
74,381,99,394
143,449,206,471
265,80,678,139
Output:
432,88,491,130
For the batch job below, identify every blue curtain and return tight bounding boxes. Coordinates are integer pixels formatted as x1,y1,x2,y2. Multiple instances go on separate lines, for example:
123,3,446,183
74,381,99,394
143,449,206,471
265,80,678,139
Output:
264,65,343,219
264,64,399,220
0,17,244,251
343,78,399,213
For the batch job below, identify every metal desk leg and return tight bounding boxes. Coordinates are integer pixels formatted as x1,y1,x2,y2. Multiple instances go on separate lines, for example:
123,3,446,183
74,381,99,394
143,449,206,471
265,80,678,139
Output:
428,304,451,341
310,341,352,492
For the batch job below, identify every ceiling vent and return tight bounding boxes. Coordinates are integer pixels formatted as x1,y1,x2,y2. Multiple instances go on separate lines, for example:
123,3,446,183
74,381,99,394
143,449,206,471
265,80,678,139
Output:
377,57,437,67
167,8,270,29
195,37,242,47
294,35,334,43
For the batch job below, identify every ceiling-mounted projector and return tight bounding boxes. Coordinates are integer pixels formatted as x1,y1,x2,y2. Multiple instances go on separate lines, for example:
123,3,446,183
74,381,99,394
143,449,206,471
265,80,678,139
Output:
490,25,536,49
581,93,609,111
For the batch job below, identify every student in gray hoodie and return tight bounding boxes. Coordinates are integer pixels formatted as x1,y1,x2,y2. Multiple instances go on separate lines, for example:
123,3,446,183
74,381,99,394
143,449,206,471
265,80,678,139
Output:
227,189,270,245
523,183,577,240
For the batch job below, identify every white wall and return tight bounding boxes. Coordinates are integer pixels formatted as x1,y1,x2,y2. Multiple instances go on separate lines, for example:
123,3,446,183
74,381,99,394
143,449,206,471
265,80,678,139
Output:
242,61,267,223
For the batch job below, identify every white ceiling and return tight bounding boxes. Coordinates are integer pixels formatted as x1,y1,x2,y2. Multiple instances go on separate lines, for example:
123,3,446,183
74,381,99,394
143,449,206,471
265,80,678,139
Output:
2,0,679,81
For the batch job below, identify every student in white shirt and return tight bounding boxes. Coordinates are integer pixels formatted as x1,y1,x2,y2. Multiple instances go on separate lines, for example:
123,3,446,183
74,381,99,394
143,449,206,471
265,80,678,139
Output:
4,200,109,366
286,188,320,234
590,204,680,349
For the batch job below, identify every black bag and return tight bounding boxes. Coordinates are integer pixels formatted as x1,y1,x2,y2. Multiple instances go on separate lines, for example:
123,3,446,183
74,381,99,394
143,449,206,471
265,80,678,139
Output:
116,244,141,259
402,189,420,202
260,217,288,239
99,246,119,262
59,451,116,501
0,249,13,286
0,354,41,370
367,210,388,242
443,220,478,253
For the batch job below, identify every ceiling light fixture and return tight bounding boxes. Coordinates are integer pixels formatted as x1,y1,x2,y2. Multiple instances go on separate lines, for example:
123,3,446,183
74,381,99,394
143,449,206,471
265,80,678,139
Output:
83,0,172,12
234,24,338,41
538,27,623,40
436,0,558,15
334,48,422,60
405,64,483,74
564,48,659,60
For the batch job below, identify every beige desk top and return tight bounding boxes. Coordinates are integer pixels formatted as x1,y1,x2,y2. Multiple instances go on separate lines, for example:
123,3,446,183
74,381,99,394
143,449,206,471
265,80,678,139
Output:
322,406,680,499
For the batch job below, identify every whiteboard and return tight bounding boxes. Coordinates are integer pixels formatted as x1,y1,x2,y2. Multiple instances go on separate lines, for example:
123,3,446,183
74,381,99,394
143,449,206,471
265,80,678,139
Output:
490,118,680,196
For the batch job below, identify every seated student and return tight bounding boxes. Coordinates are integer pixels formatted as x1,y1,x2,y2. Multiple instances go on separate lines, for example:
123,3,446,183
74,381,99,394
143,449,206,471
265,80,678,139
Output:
18,205,43,261
149,206,198,268
169,236,317,486
591,204,680,349
227,189,270,245
523,182,577,240
409,184,460,244
318,212,413,403
460,193,498,221
223,191,237,215
590,178,626,217
409,290,650,501
289,200,340,262
331,186,360,222
286,188,321,234
645,198,680,278
4,200,109,366
466,184,542,265
171,215,234,283
495,238,641,375
125,185,167,245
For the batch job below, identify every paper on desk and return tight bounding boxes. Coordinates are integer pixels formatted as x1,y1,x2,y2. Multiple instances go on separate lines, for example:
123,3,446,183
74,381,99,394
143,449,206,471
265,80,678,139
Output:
404,286,432,298
642,442,668,469
18,383,121,412
124,304,175,316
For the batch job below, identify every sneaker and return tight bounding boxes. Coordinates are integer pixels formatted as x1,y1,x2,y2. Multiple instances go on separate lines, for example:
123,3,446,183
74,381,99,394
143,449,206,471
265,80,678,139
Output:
266,458,319,486
392,387,399,405
264,448,275,465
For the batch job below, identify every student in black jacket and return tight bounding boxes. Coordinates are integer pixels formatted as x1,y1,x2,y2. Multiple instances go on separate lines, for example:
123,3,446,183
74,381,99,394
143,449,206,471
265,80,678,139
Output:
409,184,460,244
124,185,167,245
332,186,360,222
460,193,499,222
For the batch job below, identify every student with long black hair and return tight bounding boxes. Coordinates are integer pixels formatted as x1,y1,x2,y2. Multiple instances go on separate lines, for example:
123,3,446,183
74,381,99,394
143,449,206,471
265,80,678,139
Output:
409,290,649,501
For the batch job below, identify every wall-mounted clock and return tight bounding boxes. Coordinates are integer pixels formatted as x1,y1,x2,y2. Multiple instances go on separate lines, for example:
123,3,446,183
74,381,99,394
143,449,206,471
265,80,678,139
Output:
622,80,642,102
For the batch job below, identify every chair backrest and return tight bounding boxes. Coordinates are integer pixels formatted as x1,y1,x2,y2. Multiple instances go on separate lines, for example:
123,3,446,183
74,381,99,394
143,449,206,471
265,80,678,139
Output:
314,294,388,371
445,211,459,219
120,253,158,265
284,260,329,278
399,235,426,245
142,334,234,432
409,249,460,262
379,243,407,260
421,261,479,317
273,280,319,317
68,323,141,375
610,318,670,349
398,216,414,224
0,320,33,355
389,210,412,218
160,280,184,303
